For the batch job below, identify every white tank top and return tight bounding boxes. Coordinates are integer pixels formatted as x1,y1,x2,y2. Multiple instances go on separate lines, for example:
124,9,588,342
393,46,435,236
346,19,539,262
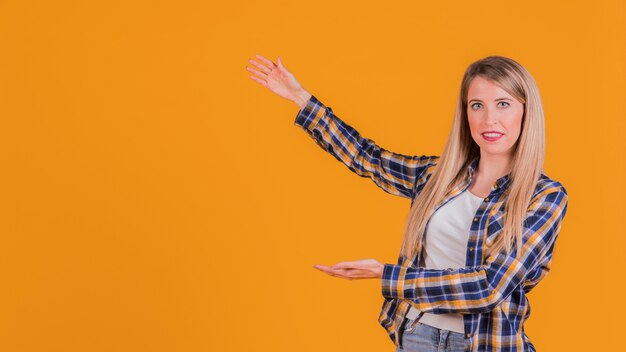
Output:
405,188,484,333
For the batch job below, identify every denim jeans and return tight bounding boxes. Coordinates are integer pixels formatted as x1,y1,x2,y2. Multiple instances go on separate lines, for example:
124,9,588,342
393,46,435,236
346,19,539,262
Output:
396,316,468,352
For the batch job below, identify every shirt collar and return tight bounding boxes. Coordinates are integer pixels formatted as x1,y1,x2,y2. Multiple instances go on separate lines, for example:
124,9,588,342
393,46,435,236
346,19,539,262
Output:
467,157,512,192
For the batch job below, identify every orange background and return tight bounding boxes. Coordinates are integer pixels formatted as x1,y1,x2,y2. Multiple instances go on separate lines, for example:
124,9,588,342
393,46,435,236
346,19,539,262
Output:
0,0,624,351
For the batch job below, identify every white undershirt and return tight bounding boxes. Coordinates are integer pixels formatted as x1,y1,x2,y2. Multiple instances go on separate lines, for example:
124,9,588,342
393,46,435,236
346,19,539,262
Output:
405,188,484,333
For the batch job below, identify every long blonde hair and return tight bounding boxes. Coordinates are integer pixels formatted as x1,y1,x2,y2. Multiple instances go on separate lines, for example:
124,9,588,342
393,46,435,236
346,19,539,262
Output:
400,56,545,262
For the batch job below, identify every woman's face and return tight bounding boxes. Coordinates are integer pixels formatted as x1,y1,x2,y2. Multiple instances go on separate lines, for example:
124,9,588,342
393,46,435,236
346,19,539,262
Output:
466,76,525,159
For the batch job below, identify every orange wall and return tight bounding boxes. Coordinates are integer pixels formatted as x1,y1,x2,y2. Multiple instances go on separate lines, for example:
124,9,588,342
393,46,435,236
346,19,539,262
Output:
0,0,624,351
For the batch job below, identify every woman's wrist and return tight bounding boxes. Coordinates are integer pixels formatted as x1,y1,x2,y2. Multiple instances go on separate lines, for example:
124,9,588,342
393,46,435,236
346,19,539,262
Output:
377,262,385,279
294,89,312,110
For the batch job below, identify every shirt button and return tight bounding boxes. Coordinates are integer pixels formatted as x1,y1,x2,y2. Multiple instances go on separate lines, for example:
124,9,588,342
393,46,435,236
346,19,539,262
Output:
466,333,471,338
484,197,490,201
473,217,478,222
469,246,474,251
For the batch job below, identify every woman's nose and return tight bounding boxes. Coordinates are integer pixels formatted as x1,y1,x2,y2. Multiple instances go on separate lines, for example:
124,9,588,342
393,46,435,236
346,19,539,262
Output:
485,109,498,125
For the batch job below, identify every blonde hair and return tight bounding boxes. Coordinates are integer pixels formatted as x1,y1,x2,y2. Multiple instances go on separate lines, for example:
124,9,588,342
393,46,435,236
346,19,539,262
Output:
400,56,545,262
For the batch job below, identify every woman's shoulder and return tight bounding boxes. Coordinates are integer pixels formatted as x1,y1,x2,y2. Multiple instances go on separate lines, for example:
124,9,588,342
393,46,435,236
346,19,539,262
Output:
533,172,568,200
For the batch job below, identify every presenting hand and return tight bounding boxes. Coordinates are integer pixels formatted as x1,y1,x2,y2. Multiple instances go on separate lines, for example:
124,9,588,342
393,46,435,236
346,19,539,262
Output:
313,259,385,280
246,54,311,108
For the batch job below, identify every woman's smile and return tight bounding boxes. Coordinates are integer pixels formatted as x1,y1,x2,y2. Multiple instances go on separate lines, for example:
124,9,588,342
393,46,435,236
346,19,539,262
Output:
481,132,504,142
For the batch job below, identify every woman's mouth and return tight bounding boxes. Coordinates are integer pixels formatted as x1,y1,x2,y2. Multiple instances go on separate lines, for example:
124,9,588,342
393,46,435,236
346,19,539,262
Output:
481,132,504,142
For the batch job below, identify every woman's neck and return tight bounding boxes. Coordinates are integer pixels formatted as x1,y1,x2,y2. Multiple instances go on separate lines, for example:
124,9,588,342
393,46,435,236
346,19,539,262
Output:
476,152,513,182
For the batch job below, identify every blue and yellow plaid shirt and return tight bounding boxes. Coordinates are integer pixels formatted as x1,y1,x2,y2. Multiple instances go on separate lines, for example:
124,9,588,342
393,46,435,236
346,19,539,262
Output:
294,95,569,352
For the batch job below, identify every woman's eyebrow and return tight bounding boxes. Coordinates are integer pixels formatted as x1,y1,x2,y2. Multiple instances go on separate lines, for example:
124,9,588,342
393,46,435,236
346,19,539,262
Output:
468,97,513,103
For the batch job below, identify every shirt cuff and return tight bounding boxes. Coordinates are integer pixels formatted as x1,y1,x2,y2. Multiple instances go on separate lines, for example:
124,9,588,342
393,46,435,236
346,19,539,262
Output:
381,264,405,300
294,94,323,130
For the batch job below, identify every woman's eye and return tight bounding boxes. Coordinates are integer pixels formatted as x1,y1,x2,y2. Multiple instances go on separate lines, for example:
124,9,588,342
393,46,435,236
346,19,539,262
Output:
470,102,509,110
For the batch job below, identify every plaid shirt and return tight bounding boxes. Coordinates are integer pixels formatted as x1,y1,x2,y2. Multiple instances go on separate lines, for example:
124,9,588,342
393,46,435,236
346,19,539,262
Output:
294,95,569,352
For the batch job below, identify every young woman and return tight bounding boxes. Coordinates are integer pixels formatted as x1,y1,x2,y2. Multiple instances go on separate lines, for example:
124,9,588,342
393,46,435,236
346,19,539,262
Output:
246,54,568,352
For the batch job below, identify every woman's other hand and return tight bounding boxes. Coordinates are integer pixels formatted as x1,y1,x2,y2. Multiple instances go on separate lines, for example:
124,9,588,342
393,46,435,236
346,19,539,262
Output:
247,54,312,109
314,259,385,280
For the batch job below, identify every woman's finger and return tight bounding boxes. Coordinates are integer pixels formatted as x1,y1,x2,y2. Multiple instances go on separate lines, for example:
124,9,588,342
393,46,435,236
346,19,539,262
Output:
246,66,267,79
324,267,371,280
248,58,272,74
315,266,338,276
277,56,288,71
314,264,370,279
332,261,356,269
319,268,343,278
246,66,267,80
316,265,349,277
314,264,333,271
254,54,276,68
249,75,267,87
335,268,365,276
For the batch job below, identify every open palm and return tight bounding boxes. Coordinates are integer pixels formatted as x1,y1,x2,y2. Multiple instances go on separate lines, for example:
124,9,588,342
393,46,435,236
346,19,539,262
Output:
314,258,385,280
247,54,308,103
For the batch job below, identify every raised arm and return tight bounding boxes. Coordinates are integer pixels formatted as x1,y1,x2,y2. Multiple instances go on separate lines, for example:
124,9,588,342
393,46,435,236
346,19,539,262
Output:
381,182,568,314
247,53,439,199
294,94,438,199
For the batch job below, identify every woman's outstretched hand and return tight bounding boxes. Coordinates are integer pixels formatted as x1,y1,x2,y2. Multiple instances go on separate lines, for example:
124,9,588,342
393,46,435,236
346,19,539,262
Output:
246,54,312,108
314,259,385,280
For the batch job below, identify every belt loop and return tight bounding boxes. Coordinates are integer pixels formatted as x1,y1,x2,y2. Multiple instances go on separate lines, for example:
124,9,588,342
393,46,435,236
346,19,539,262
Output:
416,311,424,321
406,311,424,331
